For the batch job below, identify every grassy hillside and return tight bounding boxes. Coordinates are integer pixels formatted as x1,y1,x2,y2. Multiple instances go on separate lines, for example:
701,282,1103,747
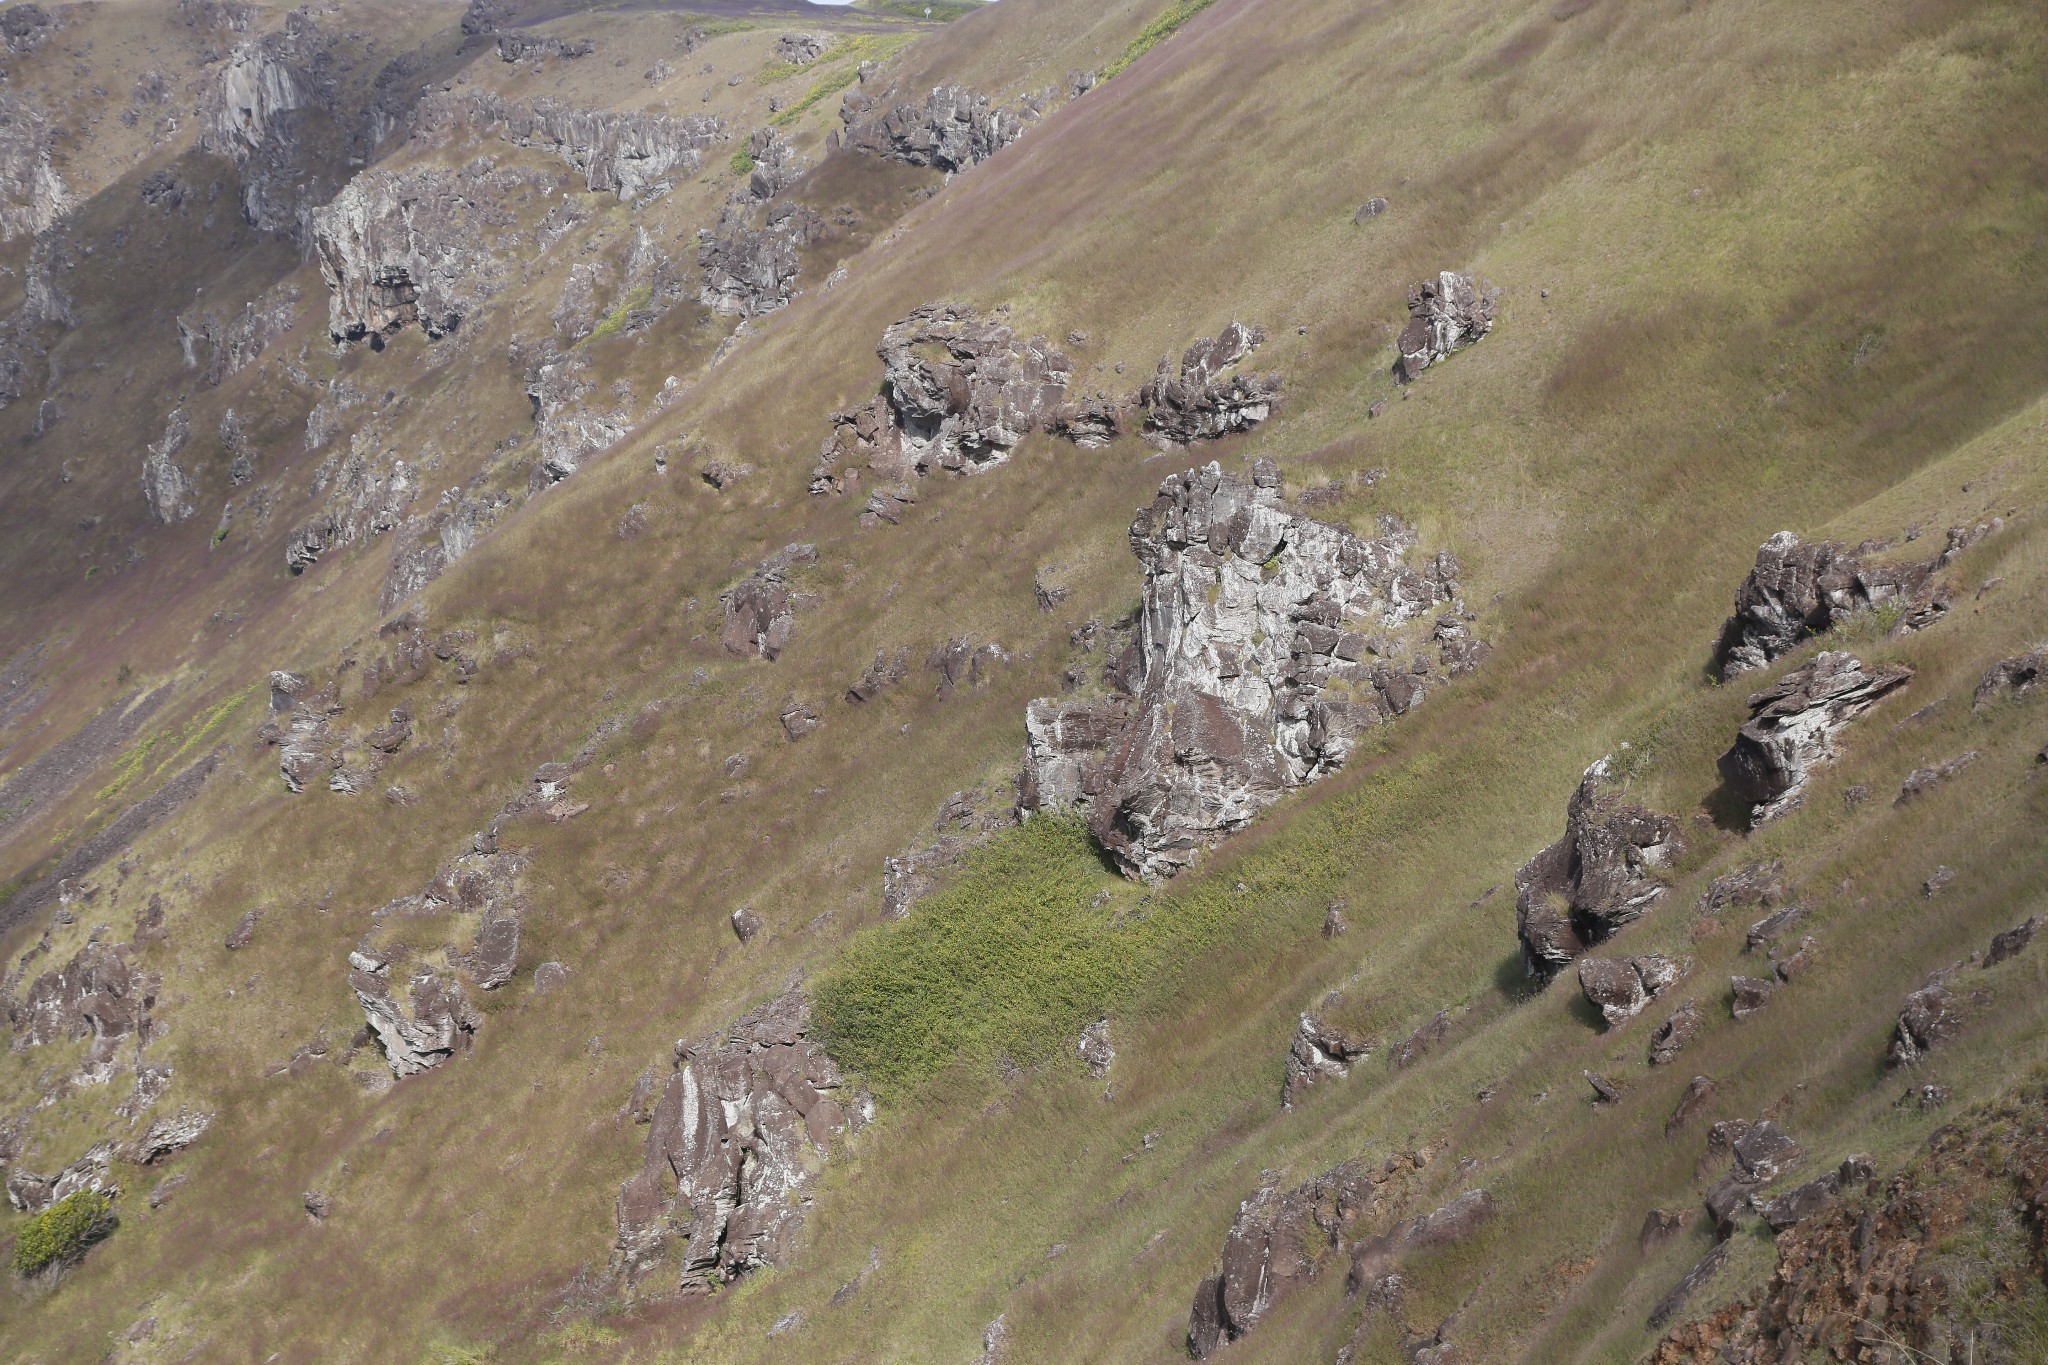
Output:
0,0,2043,1360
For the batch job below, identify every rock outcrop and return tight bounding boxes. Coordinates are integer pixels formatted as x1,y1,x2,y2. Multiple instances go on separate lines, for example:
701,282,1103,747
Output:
1716,651,1913,824
1019,462,1475,880
1395,271,1496,382
495,32,593,63
1886,975,1961,1067
260,672,342,792
380,482,515,612
698,195,821,318
312,164,517,343
175,281,300,387
1578,953,1686,1027
1514,758,1684,980
612,991,860,1294
526,349,631,480
5,937,159,1077
840,83,1041,175
1187,1159,1418,1359
286,438,420,575
413,89,722,202
1135,322,1279,447
720,544,816,660
140,407,198,524
1975,644,2046,708
0,91,72,241
1281,1013,1371,1108
811,304,1073,493
1713,531,1952,677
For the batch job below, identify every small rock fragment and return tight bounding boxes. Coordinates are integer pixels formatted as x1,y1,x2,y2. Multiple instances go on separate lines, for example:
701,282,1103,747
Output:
1730,975,1775,1020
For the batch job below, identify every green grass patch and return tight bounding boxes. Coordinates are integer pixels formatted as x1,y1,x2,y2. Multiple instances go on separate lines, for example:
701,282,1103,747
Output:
1102,0,1220,80
586,285,653,346
728,149,756,177
768,35,913,126
12,1191,114,1275
95,686,252,809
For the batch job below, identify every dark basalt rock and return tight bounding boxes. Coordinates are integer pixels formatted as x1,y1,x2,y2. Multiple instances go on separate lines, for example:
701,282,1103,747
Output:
612,991,861,1295
1717,651,1913,824
720,543,816,661
1975,644,2047,708
1136,322,1279,447
1987,914,2044,967
840,83,1039,175
1649,1001,1704,1066
1515,757,1684,980
1887,976,1961,1067
1714,531,1952,677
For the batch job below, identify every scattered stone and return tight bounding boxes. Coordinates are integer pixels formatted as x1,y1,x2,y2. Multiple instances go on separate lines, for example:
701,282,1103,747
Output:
611,991,860,1294
304,1189,332,1220
224,909,261,951
1585,1069,1622,1104
1282,1013,1370,1107
1515,757,1684,979
846,648,910,703
1648,1000,1704,1066
1922,865,1954,897
720,543,816,660
1395,271,1497,382
1020,463,1474,880
532,961,569,994
1895,751,1977,805
1986,914,2043,967
1578,954,1687,1027
1771,936,1817,982
1755,1167,1845,1232
1664,1075,1715,1138
496,32,593,63
1714,531,1950,676
1744,903,1808,953
1887,976,1960,1066
1077,1019,1115,1079
1717,651,1913,824
1321,902,1349,938
780,701,820,741
1975,645,2046,708
701,459,752,490
1388,1009,1452,1069
1354,197,1389,222
1730,975,1775,1020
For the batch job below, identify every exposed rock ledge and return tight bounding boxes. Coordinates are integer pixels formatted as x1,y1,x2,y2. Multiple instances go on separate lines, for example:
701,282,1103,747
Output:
1020,461,1478,881
413,89,723,202
1713,530,1958,677
1716,650,1912,824
1514,757,1683,980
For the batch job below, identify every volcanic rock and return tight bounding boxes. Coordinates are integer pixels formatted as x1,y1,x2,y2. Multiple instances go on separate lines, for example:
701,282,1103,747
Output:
1717,651,1913,823
414,89,722,202
720,543,815,660
1987,914,2043,967
1136,322,1279,446
1515,757,1684,979
1975,645,2047,708
841,83,1038,174
1730,975,1776,1020
1887,977,1960,1067
611,991,859,1294
1019,462,1472,880
312,166,502,342
1395,271,1496,382
1714,532,1948,676
1282,1013,1370,1108
1649,1001,1704,1065
1578,954,1686,1027
140,407,197,524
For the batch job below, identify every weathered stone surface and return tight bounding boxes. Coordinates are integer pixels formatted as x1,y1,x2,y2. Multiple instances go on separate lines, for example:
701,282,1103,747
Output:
1136,322,1279,447
1987,914,2044,968
1515,757,1684,979
1395,271,1496,382
743,125,806,201
1730,975,1776,1020
266,678,341,793
775,32,828,66
414,89,722,202
881,784,1017,919
846,647,909,703
348,947,481,1078
1743,903,1808,953
1579,954,1686,1027
1044,391,1132,448
224,909,261,951
0,91,72,242
1077,1018,1115,1079
1188,1161,1391,1358
698,195,819,318
132,1107,212,1164
612,991,860,1294
841,83,1039,174
1894,750,1977,805
720,543,815,660
288,439,421,575
1649,1000,1704,1066
1887,976,1961,1067
1975,645,2047,708
381,480,516,611
1717,651,1913,823
1346,1188,1495,1292
176,281,300,387
141,407,197,524
5,937,159,1071
1020,463,1473,880
312,166,507,343
779,701,819,741
1282,1013,1370,1108
1714,532,1948,677
811,304,1073,493
1665,1074,1716,1137
526,349,631,481
496,31,592,63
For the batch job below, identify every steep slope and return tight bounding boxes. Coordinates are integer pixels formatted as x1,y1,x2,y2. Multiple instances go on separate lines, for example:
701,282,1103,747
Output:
0,0,2044,1361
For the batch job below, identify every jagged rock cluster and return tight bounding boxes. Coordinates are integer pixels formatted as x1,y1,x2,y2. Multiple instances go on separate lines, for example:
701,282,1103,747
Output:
495,32,592,63
260,671,345,792
1714,531,1954,676
840,82,1043,175
881,784,1016,919
1510,757,1683,979
1021,462,1477,880
812,304,1073,493
286,436,420,574
613,991,861,1295
698,195,821,319
0,90,72,241
1716,651,1913,823
526,349,633,481
1134,322,1280,446
381,481,516,613
721,544,816,661
413,89,723,202
140,407,198,524
1281,1013,1370,1108
175,281,300,387
1395,271,1496,382
5,936,159,1080
312,164,515,343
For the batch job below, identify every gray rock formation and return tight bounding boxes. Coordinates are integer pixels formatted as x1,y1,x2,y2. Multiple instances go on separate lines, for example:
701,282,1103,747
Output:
200,40,306,163
841,83,1040,175
1513,757,1683,980
0,91,72,241
1987,914,2043,968
1282,1013,1370,1108
775,32,828,66
743,125,805,201
1887,975,1959,1067
1714,532,1949,676
720,543,816,660
1136,322,1279,446
381,481,513,611
413,89,722,202
1648,999,1704,1066
1395,271,1496,382
496,32,592,63
1020,462,1474,880
1730,974,1776,1020
811,304,1073,494
349,947,478,1078
611,991,860,1294
141,407,198,524
287,438,420,575
131,1107,212,1164
1717,651,1913,823
698,197,821,318
1975,644,2046,708
262,673,341,793
5,937,159,1076
1077,1018,1115,1079
1577,954,1686,1028
176,281,300,387
1188,1161,1394,1358
312,165,516,343
526,350,631,480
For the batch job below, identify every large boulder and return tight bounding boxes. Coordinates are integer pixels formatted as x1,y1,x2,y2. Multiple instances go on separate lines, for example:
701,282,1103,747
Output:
840,83,1040,174
1714,532,1950,677
720,544,817,660
1717,651,1913,824
1019,462,1474,880
1578,954,1686,1027
611,991,860,1294
1975,645,2047,708
1514,758,1684,980
1281,1013,1371,1108
1136,322,1279,446
1395,271,1496,382
1887,976,1961,1067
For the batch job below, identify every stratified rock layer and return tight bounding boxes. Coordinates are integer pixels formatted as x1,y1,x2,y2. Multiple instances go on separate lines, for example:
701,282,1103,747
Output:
1717,651,1913,823
1714,532,1949,677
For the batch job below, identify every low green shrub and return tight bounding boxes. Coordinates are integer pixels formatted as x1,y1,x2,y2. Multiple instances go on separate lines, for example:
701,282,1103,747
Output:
1102,0,1220,80
12,1190,115,1276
